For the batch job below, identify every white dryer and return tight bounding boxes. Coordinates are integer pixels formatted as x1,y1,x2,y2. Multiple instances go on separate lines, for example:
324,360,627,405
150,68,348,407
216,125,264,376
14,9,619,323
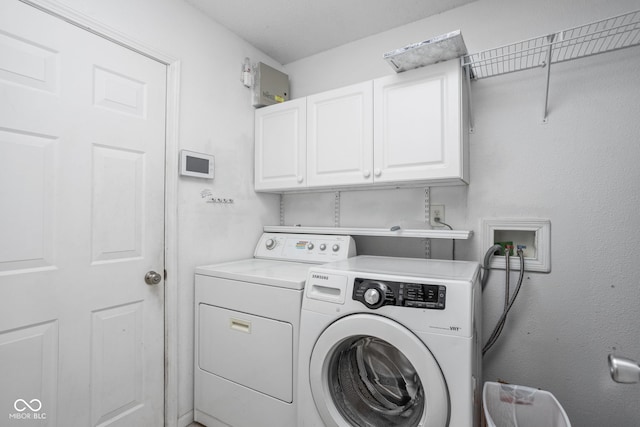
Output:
298,255,482,427
194,232,356,427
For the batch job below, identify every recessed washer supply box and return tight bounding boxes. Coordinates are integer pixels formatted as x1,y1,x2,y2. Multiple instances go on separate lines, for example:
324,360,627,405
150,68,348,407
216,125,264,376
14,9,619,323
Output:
482,218,551,273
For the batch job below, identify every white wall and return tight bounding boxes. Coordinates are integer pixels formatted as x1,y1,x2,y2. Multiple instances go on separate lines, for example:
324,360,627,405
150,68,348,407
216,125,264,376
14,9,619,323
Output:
42,0,640,425
51,0,281,424
283,0,640,425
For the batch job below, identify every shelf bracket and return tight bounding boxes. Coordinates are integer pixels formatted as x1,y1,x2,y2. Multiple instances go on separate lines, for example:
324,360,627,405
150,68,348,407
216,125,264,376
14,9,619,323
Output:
464,62,475,133
424,187,431,259
542,33,556,124
334,191,341,227
279,194,285,226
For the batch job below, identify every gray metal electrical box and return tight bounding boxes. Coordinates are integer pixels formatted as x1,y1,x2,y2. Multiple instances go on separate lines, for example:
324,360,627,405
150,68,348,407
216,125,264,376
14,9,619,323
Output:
252,62,290,108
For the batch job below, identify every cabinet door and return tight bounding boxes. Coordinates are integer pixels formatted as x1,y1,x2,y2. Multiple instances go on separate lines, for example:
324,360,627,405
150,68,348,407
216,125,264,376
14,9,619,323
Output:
307,81,373,187
255,98,307,191
373,60,465,184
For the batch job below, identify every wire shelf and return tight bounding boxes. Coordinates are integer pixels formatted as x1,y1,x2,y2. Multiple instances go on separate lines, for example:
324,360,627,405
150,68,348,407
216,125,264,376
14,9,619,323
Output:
463,9,640,79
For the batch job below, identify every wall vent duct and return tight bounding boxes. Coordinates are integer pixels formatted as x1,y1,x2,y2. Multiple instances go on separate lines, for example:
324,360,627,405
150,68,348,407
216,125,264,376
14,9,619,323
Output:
383,30,468,73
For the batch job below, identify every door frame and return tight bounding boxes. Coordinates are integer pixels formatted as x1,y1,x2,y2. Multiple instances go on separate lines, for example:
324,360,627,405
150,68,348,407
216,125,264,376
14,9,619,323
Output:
17,1,181,426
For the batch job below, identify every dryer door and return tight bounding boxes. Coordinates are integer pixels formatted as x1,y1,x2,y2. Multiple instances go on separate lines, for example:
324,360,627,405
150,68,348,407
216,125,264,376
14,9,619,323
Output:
309,314,449,427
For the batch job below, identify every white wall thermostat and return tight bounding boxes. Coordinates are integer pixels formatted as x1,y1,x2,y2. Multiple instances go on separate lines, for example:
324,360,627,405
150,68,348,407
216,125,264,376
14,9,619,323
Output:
180,150,214,179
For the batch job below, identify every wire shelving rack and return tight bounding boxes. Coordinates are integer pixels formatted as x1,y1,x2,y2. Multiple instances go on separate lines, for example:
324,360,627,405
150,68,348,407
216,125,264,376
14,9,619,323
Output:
461,9,640,124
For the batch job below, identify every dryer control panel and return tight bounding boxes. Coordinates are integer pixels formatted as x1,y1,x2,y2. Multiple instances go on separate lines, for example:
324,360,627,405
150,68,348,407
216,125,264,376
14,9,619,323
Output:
353,278,446,310
254,232,356,264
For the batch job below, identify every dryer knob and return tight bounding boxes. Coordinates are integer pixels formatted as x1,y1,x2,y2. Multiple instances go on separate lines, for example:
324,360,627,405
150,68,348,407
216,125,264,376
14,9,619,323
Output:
265,238,276,250
364,288,381,306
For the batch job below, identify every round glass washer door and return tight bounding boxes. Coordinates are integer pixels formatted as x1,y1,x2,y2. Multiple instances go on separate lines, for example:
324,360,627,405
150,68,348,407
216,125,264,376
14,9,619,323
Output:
309,314,449,427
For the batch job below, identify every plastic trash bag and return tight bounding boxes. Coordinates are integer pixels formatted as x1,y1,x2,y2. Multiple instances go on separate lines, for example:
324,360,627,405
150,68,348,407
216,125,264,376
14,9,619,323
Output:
483,382,571,427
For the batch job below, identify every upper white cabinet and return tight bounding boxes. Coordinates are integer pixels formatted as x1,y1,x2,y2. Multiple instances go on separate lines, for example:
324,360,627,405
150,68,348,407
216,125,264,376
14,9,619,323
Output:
255,59,467,192
254,98,306,191
307,81,373,187
373,60,467,185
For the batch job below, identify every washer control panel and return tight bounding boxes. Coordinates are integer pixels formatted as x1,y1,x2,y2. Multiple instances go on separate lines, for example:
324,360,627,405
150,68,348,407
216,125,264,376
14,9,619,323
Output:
353,278,446,310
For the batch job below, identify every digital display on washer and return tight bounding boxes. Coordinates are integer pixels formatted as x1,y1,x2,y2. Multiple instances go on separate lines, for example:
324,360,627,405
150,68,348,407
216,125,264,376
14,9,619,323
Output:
353,278,446,310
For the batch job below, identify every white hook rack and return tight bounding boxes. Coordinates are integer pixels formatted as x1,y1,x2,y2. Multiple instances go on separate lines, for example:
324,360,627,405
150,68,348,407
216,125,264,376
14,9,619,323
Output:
201,189,234,204
206,197,234,204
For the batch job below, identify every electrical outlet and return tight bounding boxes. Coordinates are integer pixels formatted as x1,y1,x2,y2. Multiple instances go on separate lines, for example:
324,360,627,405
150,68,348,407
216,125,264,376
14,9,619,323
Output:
430,204,445,226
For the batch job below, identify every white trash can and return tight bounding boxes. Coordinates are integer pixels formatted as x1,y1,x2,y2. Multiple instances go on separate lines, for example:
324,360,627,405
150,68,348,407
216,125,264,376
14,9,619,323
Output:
483,382,571,427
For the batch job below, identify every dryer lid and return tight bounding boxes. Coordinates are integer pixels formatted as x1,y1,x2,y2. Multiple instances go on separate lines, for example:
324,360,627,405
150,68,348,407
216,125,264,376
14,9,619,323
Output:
195,259,310,289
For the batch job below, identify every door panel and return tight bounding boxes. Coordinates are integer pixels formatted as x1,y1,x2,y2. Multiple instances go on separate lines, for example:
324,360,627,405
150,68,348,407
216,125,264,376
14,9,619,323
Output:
0,321,59,424
0,29,59,93
254,98,307,191
93,66,148,118
307,82,373,187
0,1,166,426
0,129,56,273
91,145,144,263
373,61,462,183
198,304,294,403
91,302,144,426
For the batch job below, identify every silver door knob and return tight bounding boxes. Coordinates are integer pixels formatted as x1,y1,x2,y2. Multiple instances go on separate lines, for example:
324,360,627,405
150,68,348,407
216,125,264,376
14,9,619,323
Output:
145,271,162,285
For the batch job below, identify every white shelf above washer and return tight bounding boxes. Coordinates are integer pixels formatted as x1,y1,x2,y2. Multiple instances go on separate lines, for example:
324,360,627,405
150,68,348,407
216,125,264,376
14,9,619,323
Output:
264,226,473,240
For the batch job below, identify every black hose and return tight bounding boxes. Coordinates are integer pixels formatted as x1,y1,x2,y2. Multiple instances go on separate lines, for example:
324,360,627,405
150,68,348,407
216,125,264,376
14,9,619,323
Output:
482,249,525,356
481,244,503,290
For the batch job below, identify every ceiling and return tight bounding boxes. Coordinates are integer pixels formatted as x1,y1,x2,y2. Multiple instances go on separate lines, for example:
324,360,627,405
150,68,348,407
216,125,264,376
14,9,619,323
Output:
185,0,476,64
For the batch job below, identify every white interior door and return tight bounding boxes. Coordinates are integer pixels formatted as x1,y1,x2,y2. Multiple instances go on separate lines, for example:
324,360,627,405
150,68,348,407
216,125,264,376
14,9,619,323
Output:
0,1,166,426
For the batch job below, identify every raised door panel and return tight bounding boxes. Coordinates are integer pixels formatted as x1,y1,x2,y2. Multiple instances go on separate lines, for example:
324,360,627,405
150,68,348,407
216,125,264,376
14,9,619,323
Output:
307,81,373,187
1,321,58,423
373,60,465,184
91,303,144,426
255,98,307,191
0,129,56,274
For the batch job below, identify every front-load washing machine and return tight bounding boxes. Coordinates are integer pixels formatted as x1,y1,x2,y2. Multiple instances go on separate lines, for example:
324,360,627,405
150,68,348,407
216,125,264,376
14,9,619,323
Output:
298,255,482,427
194,232,356,427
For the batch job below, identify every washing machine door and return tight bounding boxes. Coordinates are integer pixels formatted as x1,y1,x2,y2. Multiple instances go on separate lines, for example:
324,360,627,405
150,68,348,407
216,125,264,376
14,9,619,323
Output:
309,313,449,427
